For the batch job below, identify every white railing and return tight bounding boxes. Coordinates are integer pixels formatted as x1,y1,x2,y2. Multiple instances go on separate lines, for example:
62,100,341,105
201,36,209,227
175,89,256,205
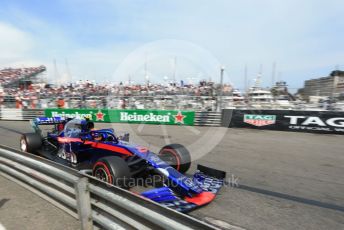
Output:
0,145,217,230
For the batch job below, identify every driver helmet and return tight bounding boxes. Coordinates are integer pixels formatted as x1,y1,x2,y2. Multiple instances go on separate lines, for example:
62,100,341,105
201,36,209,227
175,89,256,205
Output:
81,118,95,132
86,121,95,130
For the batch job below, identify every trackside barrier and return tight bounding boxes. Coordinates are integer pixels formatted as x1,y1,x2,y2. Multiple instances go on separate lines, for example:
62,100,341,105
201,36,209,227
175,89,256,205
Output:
0,108,220,126
223,109,344,135
0,108,24,120
194,111,221,126
0,145,217,230
22,109,45,120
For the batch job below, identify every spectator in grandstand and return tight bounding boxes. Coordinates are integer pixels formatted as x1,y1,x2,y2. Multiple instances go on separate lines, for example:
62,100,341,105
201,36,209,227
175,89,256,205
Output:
57,98,65,108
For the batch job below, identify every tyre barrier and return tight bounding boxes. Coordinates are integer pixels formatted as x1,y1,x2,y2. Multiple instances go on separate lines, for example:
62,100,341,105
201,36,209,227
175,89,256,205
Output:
0,145,217,230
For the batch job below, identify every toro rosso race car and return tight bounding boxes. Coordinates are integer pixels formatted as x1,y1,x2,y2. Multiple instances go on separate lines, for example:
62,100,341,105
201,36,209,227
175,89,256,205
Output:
20,117,226,212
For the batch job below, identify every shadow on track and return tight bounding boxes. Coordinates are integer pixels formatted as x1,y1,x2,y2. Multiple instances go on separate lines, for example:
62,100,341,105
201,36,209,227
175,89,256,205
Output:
0,199,10,208
237,184,344,213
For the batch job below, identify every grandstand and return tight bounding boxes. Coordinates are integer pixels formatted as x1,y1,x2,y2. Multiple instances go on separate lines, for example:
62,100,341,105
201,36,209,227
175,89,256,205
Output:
0,66,46,108
1,65,340,111
0,66,46,88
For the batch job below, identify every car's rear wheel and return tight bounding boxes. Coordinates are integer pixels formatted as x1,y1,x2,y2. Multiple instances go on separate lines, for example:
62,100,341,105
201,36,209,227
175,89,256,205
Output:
158,144,191,174
20,133,42,153
93,157,131,188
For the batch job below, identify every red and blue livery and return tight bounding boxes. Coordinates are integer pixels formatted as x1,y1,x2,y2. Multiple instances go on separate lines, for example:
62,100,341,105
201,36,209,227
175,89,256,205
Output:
20,117,226,212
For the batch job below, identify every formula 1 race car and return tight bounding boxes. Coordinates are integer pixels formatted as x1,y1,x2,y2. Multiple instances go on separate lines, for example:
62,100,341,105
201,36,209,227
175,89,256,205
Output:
20,117,226,212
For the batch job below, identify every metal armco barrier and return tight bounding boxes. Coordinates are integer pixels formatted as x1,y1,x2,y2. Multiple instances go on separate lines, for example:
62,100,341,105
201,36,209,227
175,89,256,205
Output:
0,108,44,120
0,145,217,230
22,109,45,120
194,111,222,126
0,108,24,120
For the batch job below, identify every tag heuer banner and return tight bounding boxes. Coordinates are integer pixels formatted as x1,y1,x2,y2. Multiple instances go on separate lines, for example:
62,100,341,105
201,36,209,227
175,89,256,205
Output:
224,109,344,134
44,109,195,126
243,114,276,127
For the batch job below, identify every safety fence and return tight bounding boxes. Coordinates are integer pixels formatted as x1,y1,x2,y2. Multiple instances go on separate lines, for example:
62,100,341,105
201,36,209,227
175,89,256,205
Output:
0,145,216,230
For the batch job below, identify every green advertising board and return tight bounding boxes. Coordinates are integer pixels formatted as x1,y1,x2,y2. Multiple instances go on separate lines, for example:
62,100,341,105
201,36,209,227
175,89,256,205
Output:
44,108,195,125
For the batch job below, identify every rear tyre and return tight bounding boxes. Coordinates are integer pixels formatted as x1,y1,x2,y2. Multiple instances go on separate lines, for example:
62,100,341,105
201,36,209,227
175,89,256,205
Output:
93,157,131,188
20,133,42,153
158,144,191,174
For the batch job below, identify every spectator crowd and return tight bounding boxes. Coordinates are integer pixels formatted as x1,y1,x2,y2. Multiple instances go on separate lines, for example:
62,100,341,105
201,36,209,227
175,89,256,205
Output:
0,65,233,110
0,66,46,86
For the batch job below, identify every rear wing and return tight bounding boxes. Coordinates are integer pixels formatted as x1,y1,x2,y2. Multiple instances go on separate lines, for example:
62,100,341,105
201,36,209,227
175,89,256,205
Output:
30,117,66,135
32,117,66,126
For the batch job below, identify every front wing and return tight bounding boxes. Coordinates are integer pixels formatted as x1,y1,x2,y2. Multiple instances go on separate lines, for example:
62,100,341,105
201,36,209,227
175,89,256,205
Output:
141,165,226,212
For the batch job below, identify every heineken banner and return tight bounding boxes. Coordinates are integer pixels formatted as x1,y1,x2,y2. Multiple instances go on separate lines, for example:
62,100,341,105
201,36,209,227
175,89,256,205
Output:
44,109,195,126
223,109,344,134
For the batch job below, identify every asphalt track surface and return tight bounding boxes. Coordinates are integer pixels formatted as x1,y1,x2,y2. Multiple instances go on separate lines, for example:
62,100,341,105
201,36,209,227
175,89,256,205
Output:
0,120,343,230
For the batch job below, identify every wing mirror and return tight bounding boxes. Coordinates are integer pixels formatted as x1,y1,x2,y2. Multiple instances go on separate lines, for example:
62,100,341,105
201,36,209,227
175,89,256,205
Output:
118,133,130,142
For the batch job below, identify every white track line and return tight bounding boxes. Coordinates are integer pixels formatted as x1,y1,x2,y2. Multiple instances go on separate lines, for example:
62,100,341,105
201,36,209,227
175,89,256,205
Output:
204,217,246,230
0,222,6,230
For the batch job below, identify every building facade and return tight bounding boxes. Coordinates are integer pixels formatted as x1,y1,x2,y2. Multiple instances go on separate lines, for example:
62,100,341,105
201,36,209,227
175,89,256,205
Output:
301,70,344,100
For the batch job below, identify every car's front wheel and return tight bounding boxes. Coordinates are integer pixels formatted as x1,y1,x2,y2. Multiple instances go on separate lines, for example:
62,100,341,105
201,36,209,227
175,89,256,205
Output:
158,144,191,174
93,157,131,188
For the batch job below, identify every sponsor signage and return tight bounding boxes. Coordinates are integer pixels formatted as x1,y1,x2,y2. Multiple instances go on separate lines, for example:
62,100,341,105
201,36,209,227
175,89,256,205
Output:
224,109,344,134
44,109,104,121
284,115,344,132
244,114,276,127
44,109,195,125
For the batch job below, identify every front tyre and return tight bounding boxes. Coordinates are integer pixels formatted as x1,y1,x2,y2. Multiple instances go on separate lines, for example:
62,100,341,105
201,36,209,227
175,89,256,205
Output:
20,133,42,153
93,157,131,188
158,144,191,174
